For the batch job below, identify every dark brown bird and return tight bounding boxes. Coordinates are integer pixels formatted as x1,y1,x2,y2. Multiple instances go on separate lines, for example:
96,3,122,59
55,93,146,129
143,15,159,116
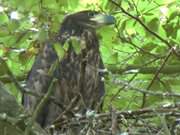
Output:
23,10,115,128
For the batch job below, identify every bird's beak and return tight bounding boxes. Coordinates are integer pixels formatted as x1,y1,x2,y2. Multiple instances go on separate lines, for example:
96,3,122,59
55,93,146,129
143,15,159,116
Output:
90,14,115,26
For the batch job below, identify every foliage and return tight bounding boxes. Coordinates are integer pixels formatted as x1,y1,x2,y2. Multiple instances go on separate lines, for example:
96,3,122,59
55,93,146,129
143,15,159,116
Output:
0,0,180,134
0,82,48,135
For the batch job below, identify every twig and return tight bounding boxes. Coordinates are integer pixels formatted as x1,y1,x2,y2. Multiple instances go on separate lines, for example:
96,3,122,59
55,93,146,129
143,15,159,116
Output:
110,73,137,104
53,95,79,123
142,48,173,107
112,79,180,98
107,64,180,74
111,107,119,135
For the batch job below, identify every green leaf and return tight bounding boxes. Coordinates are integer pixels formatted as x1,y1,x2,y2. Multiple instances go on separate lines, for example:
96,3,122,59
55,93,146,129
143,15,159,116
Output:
19,50,33,65
70,37,83,55
0,28,10,36
63,41,70,51
38,29,48,42
7,21,20,32
107,52,118,64
168,10,179,21
119,20,127,33
0,13,9,25
146,17,159,36
48,59,58,76
163,22,177,38
0,62,8,76
0,36,17,47
22,0,38,10
141,42,157,52
67,0,79,10
53,43,65,61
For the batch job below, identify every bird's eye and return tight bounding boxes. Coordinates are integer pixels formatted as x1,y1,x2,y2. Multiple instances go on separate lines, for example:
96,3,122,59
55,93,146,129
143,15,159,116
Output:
88,12,95,17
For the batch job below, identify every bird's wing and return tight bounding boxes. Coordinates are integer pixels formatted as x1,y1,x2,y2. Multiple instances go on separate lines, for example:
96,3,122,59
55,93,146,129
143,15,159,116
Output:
23,43,58,125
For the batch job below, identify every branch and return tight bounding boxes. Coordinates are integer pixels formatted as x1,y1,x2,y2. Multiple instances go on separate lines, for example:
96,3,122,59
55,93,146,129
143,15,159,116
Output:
0,75,26,83
142,48,173,107
107,64,180,74
112,79,180,98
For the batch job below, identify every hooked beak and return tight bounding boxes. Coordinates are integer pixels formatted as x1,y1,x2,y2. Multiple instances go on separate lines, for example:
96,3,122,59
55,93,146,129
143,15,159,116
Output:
90,14,115,26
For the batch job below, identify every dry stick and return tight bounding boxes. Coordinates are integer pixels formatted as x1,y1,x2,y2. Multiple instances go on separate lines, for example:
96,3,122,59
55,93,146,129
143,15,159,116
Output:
111,107,118,135
110,0,179,57
142,48,173,107
53,95,79,124
56,104,180,129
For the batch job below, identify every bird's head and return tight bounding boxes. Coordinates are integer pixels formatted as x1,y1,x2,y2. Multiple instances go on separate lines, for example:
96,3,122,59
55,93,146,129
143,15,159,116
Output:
68,10,115,28
60,10,115,35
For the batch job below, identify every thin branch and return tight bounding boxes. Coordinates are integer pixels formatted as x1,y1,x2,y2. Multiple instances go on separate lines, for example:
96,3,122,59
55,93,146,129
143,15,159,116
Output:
112,79,180,98
107,64,180,74
0,75,26,83
110,73,137,104
142,48,173,107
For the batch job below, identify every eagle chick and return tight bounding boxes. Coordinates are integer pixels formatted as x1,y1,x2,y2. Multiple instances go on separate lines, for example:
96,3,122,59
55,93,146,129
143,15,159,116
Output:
23,10,115,128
